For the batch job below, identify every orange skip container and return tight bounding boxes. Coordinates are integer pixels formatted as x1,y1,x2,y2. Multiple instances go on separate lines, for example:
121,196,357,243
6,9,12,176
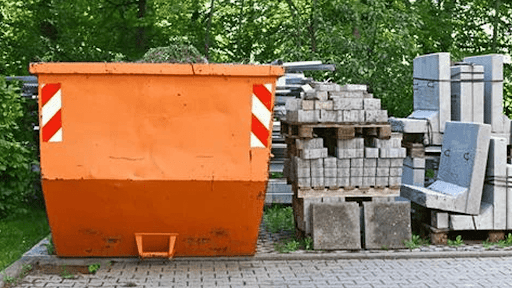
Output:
29,63,284,257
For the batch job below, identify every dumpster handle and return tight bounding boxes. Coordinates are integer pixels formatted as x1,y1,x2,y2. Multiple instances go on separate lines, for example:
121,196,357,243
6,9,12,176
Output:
134,233,178,259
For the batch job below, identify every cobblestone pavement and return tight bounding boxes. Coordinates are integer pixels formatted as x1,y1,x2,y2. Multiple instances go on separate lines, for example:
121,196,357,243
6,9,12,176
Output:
14,257,512,288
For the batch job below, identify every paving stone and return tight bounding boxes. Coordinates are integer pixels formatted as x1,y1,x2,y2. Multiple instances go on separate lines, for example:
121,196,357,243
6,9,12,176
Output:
365,148,379,158
337,159,350,168
365,110,388,123
285,98,302,111
324,168,337,178
363,98,381,110
338,177,350,187
315,100,334,110
343,110,365,122
319,110,337,123
296,138,324,149
324,157,337,168
351,177,363,187
333,98,363,110
364,158,377,167
363,201,411,249
300,148,328,159
302,100,315,110
312,202,362,250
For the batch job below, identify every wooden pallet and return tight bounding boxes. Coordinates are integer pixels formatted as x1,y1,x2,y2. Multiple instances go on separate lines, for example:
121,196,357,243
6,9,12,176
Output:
423,224,507,245
280,121,392,140
403,142,425,158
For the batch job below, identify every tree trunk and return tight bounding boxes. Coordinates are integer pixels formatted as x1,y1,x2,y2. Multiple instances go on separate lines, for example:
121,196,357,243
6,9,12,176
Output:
205,0,215,60
492,0,500,52
136,0,147,53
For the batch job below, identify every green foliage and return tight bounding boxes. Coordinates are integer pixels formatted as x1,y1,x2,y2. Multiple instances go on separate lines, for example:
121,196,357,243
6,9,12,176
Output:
0,78,40,218
263,204,294,233
483,233,512,249
60,265,75,279
274,236,314,253
404,233,430,250
447,235,464,247
139,40,207,63
44,235,54,255
88,263,101,274
269,172,284,179
0,207,49,271
425,169,435,179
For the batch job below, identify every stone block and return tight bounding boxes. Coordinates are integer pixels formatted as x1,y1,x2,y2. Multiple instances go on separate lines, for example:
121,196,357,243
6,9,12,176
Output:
377,158,391,167
389,177,402,187
390,158,404,167
293,156,311,169
336,110,344,122
413,53,451,133
297,177,311,188
324,168,337,178
337,159,350,168
285,98,302,111
375,177,389,187
464,55,505,133
341,84,367,91
337,138,362,149
389,168,403,177
363,201,411,249
302,100,315,110
362,176,376,188
325,177,337,187
296,138,324,150
364,158,377,167
401,165,424,187
376,167,389,177
319,110,337,123
388,117,428,133
486,137,507,177
301,84,315,94
436,122,491,214
482,184,506,230
351,177,363,187
311,177,324,188
337,177,350,187
311,167,324,178
365,110,388,123
337,167,350,178
296,167,310,178
449,202,493,230
300,148,328,159
336,148,364,159
333,98,363,110
286,110,317,122
403,156,426,169
364,167,376,177
431,211,449,229
350,167,364,177
343,110,365,122
350,158,364,167
380,148,406,158
322,196,345,203
363,98,381,110
312,203,361,250
401,181,468,213
508,164,512,229
315,100,334,110
408,110,441,133
365,148,379,158
324,157,337,168
315,83,338,92
311,158,323,168
316,91,328,101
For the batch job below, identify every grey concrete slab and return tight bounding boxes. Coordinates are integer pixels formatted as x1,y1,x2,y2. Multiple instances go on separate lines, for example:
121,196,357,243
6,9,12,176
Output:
450,213,476,230
401,165,424,187
333,98,363,110
300,148,328,159
285,98,302,111
319,110,337,122
450,64,484,123
508,164,512,229
363,98,381,110
431,210,449,229
464,54,506,133
311,202,361,250
315,100,334,110
474,202,494,230
483,137,508,229
363,201,411,249
402,122,491,214
388,117,428,133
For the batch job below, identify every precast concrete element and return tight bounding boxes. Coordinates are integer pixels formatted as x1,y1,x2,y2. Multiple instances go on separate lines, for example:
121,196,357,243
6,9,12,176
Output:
363,201,411,249
401,122,491,215
311,203,361,250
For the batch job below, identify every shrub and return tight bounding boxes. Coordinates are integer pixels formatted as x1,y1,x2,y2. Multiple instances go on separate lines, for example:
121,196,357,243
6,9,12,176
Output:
0,77,39,218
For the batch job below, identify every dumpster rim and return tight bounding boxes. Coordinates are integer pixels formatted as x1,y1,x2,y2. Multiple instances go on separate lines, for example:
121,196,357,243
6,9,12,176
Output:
29,62,284,77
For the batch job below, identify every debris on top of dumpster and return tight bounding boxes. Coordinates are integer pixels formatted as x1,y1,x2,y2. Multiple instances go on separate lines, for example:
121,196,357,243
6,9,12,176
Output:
138,42,208,64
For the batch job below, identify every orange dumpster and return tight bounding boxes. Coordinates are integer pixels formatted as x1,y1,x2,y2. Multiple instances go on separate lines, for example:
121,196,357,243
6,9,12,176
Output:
29,63,284,257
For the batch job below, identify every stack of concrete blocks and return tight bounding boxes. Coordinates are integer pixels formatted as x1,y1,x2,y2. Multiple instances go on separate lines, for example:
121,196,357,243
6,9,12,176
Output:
284,82,411,250
390,53,511,191
285,83,388,124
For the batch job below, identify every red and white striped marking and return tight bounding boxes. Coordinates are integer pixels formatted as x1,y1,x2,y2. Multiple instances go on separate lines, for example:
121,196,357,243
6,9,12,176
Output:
41,83,62,142
251,83,273,148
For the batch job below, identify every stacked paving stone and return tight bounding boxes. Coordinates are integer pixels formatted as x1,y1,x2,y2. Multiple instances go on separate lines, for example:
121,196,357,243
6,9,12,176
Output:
282,82,411,250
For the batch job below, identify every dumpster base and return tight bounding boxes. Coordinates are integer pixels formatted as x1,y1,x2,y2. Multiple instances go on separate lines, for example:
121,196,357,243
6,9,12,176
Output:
43,179,267,257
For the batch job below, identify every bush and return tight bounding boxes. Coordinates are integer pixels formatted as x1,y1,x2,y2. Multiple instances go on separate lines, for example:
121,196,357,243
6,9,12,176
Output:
139,41,207,64
0,77,39,218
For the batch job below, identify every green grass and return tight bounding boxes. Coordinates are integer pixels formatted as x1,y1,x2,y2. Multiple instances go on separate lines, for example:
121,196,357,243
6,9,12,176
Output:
263,204,294,233
0,206,50,271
